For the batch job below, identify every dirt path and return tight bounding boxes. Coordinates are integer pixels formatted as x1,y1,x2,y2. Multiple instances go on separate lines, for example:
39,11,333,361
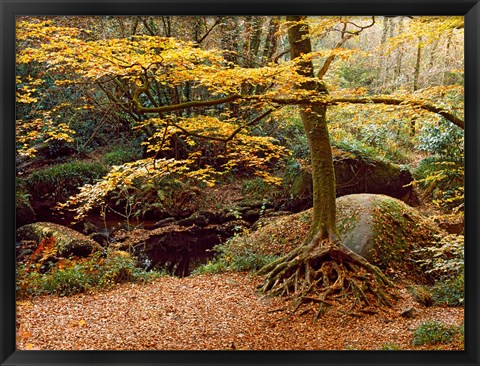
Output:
16,272,464,350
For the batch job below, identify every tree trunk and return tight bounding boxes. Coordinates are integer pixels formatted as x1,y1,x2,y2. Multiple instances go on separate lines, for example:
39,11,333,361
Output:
261,16,280,65
286,16,336,242
394,19,404,82
249,17,264,67
220,17,240,65
258,16,396,317
441,30,453,86
411,36,423,136
378,17,391,91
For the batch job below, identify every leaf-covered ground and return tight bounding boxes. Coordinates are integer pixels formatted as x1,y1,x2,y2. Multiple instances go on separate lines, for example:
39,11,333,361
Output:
16,272,463,350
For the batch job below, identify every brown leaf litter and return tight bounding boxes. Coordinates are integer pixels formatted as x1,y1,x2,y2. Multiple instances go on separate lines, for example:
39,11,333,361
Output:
16,272,463,350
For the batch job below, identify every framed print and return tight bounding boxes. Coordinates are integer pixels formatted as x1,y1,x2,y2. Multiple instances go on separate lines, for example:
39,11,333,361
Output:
1,0,479,365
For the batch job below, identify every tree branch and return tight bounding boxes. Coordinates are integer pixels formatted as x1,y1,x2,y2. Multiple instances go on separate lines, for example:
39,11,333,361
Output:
317,17,375,80
330,97,464,130
196,17,224,44
163,108,276,145
133,94,244,114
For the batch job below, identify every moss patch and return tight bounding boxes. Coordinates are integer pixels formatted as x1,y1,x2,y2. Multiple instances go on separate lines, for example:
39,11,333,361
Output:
17,222,103,258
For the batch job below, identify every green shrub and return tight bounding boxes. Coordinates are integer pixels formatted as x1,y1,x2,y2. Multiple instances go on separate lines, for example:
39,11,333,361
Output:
431,275,464,306
43,265,93,296
332,139,379,162
26,161,109,201
192,234,279,275
337,60,376,88
16,250,162,298
16,179,31,206
415,234,464,281
413,156,463,211
417,119,463,160
241,177,272,197
16,178,36,225
381,342,400,350
414,118,464,212
412,321,462,346
414,234,464,307
103,145,143,166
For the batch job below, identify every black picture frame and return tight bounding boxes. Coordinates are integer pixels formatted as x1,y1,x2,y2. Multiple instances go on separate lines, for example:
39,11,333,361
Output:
1,1,478,365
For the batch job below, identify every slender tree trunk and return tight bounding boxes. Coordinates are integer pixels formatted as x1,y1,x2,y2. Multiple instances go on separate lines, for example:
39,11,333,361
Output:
413,36,422,92
220,17,240,65
192,17,202,43
411,36,423,136
394,19,404,82
287,16,337,242
161,16,172,37
241,16,253,68
441,30,453,86
250,17,264,66
261,16,280,65
379,17,390,91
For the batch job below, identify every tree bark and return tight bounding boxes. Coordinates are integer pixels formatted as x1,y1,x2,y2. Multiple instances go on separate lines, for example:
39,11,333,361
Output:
287,16,337,242
286,18,340,242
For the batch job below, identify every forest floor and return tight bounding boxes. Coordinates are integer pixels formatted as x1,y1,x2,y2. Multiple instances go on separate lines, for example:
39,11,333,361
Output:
16,272,464,351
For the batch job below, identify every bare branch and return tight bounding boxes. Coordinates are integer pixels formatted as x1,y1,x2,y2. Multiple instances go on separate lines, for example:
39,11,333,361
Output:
317,17,376,80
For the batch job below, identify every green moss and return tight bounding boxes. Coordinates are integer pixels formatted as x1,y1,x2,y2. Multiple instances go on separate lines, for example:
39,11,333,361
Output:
26,160,109,201
337,210,359,236
16,251,163,298
368,196,438,271
408,285,434,306
290,170,313,198
412,321,462,346
16,222,102,258
103,144,143,166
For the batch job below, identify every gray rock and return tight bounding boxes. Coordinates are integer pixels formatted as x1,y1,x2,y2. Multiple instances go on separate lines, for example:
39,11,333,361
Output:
400,307,417,318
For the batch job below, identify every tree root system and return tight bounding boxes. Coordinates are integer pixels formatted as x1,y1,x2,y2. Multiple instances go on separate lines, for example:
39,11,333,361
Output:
257,234,398,320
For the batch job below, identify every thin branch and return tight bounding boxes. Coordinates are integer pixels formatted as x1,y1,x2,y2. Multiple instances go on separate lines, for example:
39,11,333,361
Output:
196,17,224,44
330,97,464,130
133,94,244,114
317,17,375,80
141,17,156,36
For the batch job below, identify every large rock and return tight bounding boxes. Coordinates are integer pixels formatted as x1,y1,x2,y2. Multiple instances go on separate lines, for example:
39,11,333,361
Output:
336,194,442,279
284,151,414,211
16,222,103,258
239,194,444,283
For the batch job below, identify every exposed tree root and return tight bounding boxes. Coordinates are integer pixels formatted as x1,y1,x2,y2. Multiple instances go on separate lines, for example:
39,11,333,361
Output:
257,234,398,319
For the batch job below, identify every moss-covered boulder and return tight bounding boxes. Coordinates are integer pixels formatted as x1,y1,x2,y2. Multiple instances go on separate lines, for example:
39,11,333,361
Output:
16,222,103,258
334,156,413,200
235,194,443,283
285,150,414,211
336,194,442,277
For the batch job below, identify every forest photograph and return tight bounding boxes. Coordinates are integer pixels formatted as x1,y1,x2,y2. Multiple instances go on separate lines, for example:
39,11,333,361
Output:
14,15,465,350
